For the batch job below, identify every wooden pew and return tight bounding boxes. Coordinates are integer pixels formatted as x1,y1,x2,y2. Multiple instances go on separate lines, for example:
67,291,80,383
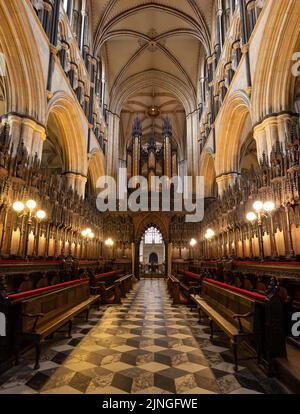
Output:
191,278,287,374
88,269,125,304
0,278,99,370
0,258,106,297
116,274,134,298
167,273,201,305
167,275,183,304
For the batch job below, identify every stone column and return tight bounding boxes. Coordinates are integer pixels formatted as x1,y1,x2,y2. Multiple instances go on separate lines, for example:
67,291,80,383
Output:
216,173,239,196
219,79,227,103
232,39,242,70
46,0,60,92
254,114,297,162
66,0,73,22
64,172,76,191
106,113,120,178
253,122,268,162
186,111,199,180
225,61,234,88
76,80,85,108
79,1,87,53
246,0,258,35
238,0,252,88
217,0,224,53
6,115,46,160
75,175,87,198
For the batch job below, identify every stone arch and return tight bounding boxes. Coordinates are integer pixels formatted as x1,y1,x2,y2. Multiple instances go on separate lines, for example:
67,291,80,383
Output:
134,214,170,243
46,92,88,175
252,0,300,123
215,90,252,177
0,1,47,123
199,150,217,199
87,148,106,194
110,70,197,116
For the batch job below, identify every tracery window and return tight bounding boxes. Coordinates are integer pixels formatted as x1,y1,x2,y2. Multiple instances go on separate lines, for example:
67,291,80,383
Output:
144,227,163,245
63,0,68,12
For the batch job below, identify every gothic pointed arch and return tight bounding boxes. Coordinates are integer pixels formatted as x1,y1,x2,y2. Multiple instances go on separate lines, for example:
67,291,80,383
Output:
252,0,300,123
215,90,252,177
46,92,88,175
199,149,217,199
0,1,47,123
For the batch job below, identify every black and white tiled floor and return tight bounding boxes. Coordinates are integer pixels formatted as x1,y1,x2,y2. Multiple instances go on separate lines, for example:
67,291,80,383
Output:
0,279,286,394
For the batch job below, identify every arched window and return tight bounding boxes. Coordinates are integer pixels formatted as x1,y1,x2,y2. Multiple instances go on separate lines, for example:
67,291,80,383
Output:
144,227,163,244
63,0,68,12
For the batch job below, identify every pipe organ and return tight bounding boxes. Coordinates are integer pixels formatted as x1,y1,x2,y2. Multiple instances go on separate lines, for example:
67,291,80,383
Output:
126,116,178,189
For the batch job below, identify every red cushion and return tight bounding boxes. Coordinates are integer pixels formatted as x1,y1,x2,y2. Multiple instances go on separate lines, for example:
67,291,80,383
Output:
233,260,300,267
79,260,99,264
178,269,201,280
95,269,124,280
204,278,266,301
8,278,89,301
0,260,63,264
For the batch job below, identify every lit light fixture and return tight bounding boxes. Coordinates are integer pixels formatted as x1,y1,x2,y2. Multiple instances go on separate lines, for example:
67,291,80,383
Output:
82,228,93,237
263,201,275,212
147,105,160,117
105,238,114,246
190,238,197,247
26,199,37,210
246,211,257,222
36,210,46,220
13,201,25,213
247,200,276,222
205,229,215,239
253,200,264,212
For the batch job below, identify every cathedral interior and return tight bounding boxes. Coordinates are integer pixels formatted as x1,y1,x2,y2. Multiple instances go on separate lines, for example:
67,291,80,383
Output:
0,0,300,396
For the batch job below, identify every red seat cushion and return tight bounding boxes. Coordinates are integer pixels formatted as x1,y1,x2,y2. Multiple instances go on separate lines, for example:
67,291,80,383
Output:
204,278,266,301
178,269,201,280
8,279,89,301
0,259,63,264
233,260,300,267
95,269,124,280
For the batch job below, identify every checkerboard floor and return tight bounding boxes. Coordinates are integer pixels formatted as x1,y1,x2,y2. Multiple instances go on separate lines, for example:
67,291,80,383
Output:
0,279,286,394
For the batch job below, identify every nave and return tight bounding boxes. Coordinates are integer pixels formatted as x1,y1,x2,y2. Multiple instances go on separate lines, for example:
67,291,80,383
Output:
0,280,285,395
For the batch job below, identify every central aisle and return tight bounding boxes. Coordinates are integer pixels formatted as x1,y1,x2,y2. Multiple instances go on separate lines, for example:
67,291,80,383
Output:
0,280,285,394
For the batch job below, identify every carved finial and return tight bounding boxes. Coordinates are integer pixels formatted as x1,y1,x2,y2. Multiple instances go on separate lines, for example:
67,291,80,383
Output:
266,277,278,300
0,275,7,298
162,116,172,137
132,116,142,137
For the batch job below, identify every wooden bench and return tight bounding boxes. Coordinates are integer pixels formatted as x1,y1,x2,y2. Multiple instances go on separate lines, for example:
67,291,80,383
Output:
191,278,286,374
88,269,125,304
7,279,99,370
167,272,201,305
116,274,134,298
